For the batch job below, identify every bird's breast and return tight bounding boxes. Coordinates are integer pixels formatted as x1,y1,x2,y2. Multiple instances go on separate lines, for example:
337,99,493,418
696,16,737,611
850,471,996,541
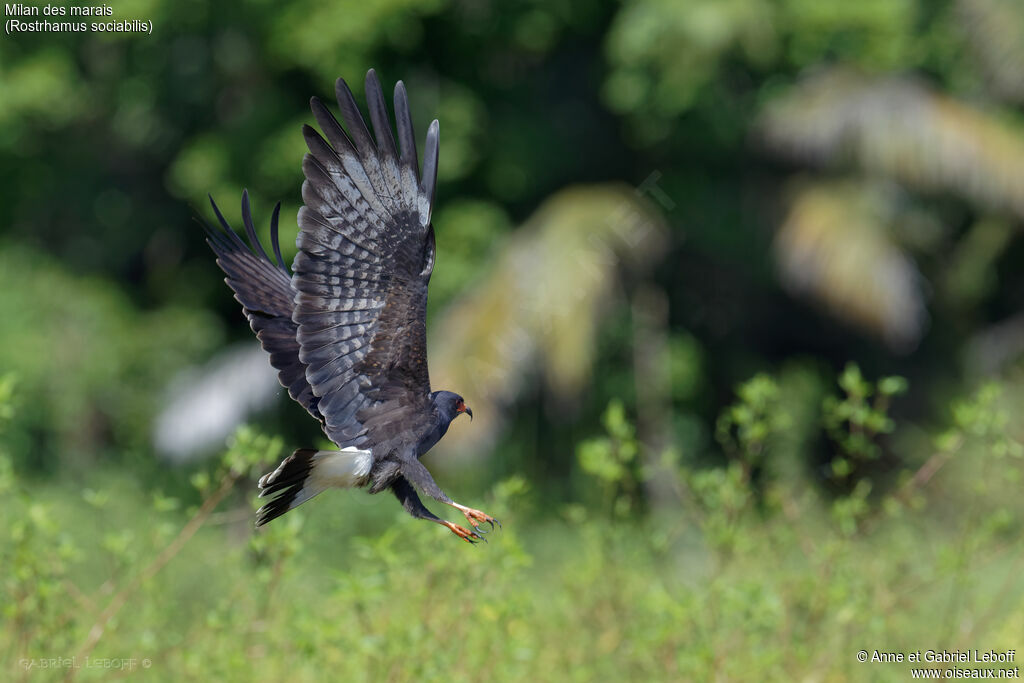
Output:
415,420,449,458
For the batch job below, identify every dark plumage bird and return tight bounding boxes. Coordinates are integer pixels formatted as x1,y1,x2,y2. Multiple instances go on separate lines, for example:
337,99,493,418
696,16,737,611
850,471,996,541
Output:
203,70,498,543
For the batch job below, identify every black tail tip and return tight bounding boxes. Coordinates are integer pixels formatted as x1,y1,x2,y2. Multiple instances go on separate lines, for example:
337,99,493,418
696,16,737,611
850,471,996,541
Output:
254,449,317,527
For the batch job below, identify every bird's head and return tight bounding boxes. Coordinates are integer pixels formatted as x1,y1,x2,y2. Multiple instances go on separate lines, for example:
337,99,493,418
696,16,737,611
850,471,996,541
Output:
431,390,473,422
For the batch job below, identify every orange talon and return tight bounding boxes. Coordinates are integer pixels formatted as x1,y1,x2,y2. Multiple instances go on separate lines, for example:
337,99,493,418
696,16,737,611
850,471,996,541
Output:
458,506,500,533
443,521,483,544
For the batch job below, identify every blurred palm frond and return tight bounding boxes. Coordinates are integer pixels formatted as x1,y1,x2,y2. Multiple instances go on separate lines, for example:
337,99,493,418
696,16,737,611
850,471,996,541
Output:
758,67,1024,220
428,184,668,455
943,217,1015,310
958,0,1024,103
774,181,926,351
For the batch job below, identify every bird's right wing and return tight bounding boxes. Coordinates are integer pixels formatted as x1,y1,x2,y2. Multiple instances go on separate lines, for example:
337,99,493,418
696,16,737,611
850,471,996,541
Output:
204,192,324,423
292,69,439,451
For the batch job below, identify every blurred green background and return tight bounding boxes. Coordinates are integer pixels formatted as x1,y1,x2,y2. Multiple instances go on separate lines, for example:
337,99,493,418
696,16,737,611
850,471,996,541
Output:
2,0,1024,680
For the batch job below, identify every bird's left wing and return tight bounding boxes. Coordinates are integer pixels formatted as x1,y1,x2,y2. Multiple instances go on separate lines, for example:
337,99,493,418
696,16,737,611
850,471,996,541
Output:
293,69,439,451
204,192,324,423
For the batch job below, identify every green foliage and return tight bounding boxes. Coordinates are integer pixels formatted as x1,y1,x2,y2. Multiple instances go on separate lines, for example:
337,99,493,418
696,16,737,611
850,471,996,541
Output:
715,372,790,465
577,399,638,483
576,399,642,516
603,0,926,142
0,375,15,496
831,476,873,536
0,375,1021,679
816,364,909,534
220,425,286,482
947,382,1024,460
0,377,80,661
2,0,1024,678
564,376,1024,676
604,0,777,126
0,244,220,473
426,198,512,316
823,363,908,478
685,462,755,554
666,332,705,403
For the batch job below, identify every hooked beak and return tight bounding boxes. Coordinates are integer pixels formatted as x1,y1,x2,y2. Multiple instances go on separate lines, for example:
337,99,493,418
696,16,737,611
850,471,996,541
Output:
463,405,473,421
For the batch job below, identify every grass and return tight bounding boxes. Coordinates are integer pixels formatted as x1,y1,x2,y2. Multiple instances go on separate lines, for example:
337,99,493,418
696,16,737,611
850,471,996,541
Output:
2,377,1023,681
4,447,1023,681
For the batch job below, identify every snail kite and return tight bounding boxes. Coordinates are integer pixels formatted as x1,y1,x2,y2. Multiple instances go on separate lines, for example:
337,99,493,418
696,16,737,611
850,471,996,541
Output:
203,70,498,543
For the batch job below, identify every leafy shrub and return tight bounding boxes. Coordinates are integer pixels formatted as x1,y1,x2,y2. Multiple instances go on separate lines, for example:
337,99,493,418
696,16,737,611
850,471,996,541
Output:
0,244,221,473
1,370,1022,680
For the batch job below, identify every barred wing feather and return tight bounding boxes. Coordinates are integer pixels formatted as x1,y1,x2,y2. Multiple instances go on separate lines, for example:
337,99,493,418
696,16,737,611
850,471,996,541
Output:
203,192,324,423
292,69,440,451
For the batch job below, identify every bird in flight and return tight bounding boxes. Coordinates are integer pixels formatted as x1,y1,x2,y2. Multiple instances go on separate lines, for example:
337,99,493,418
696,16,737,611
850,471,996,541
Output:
203,70,498,543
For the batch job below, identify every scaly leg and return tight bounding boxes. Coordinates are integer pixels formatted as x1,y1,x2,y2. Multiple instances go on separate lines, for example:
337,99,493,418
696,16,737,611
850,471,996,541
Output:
450,502,501,534
391,476,485,544
399,459,501,538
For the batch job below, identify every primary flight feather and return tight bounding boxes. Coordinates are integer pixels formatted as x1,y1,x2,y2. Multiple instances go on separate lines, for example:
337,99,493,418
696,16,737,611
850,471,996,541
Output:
203,70,498,543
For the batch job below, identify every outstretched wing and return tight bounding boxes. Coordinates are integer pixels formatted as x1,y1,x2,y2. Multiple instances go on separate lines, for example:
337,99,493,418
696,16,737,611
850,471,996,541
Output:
293,69,439,450
203,192,324,423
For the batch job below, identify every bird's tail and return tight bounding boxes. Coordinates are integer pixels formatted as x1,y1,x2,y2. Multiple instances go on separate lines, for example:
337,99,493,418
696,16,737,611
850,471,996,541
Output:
255,447,373,527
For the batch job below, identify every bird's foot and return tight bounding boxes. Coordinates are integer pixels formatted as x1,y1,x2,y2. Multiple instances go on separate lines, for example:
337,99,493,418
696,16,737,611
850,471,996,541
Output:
443,520,485,544
456,505,501,534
